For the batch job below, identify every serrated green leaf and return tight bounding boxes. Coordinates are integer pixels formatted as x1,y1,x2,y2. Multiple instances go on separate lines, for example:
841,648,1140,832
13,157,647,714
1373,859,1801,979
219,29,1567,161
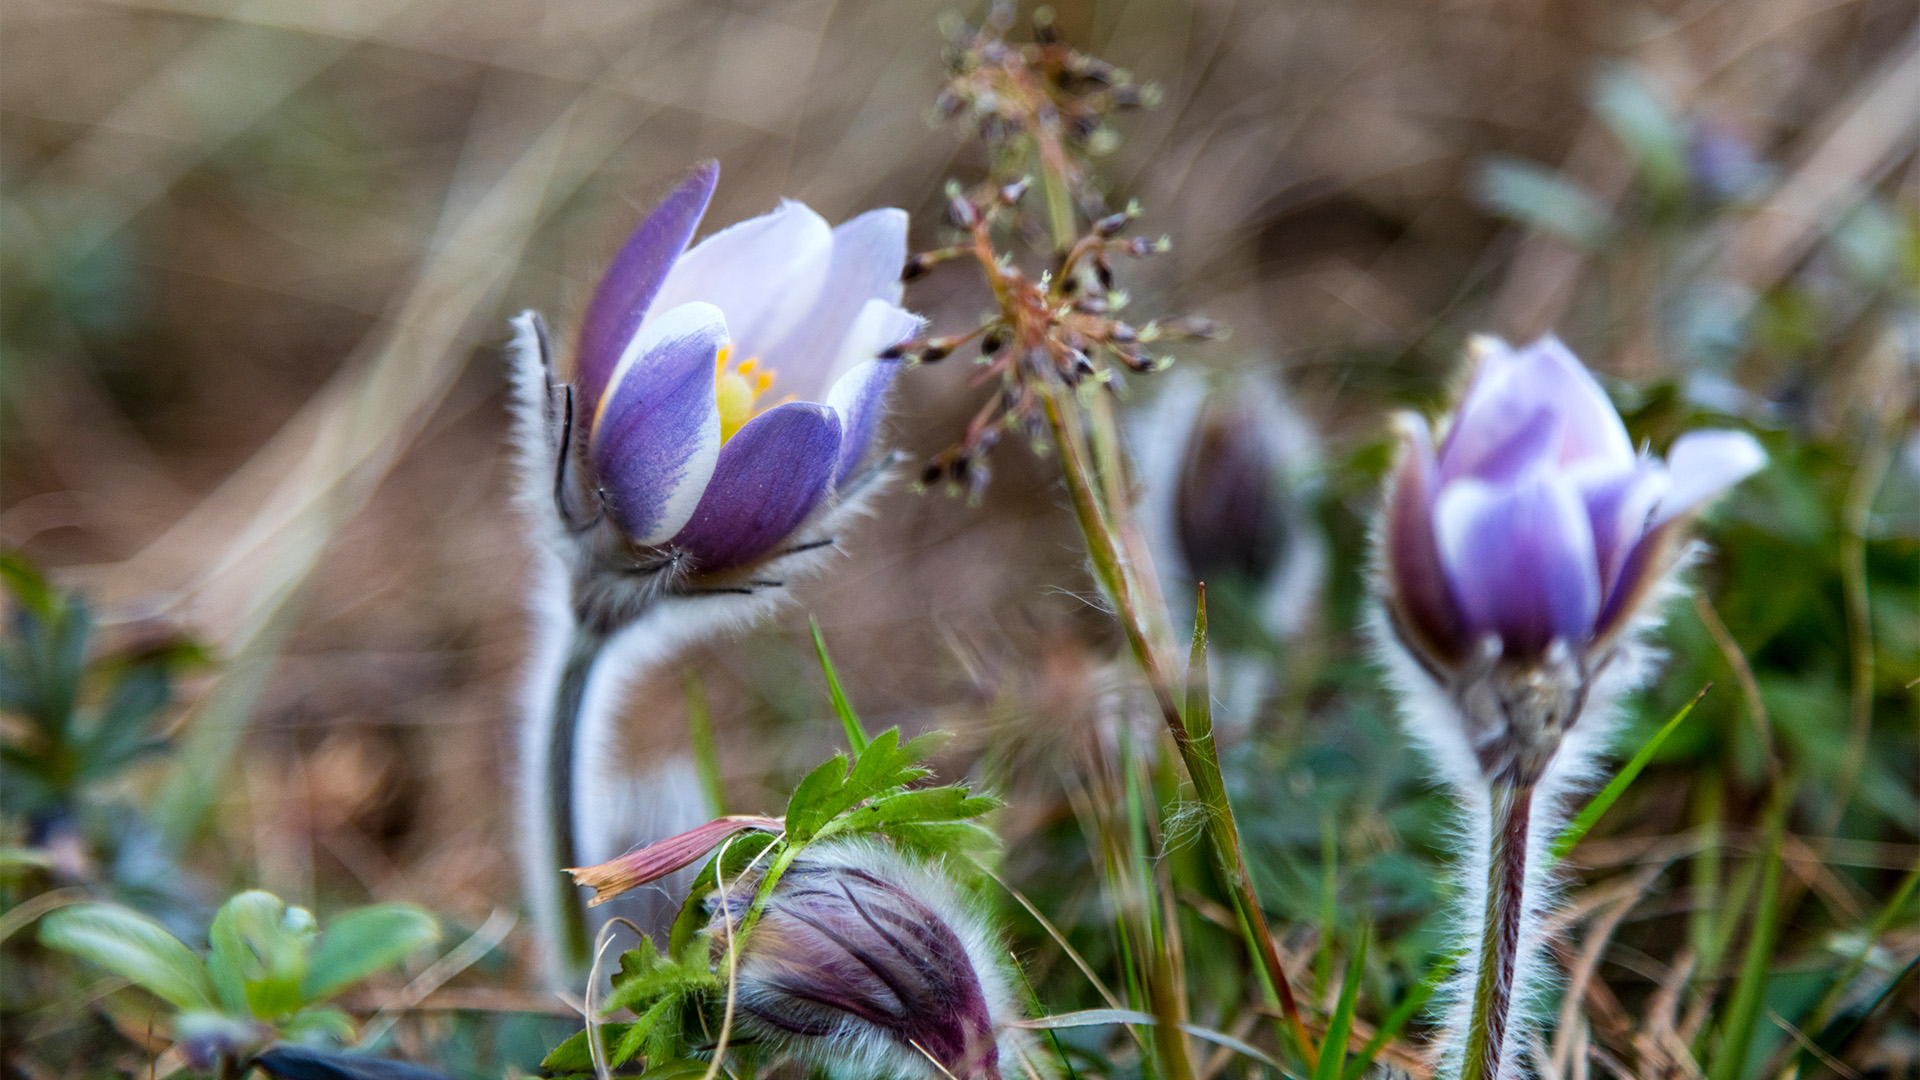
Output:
638,1060,717,1080
612,995,683,1067
602,947,715,1016
39,902,217,1010
879,819,1002,857
303,903,439,1002
542,1025,633,1072
839,786,1002,836
209,891,313,1019
783,753,851,842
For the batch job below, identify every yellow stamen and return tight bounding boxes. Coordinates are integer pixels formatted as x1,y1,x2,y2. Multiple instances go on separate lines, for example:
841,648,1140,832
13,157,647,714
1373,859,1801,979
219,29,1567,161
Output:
715,344,780,444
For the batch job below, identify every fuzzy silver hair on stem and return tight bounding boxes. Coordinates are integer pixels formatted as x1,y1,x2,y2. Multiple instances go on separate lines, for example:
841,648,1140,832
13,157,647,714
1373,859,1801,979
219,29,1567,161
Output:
506,161,918,988
709,842,1038,1080
1369,335,1765,1080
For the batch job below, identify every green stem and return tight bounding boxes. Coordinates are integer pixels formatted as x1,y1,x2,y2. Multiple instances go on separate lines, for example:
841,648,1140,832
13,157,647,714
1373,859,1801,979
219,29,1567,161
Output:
1041,388,1316,1068
545,625,607,981
1461,781,1535,1080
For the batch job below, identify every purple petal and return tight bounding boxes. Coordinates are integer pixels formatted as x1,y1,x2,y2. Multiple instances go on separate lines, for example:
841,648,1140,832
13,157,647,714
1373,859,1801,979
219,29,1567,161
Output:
590,302,728,544
1381,415,1469,668
651,199,834,363
825,359,898,488
1435,472,1601,656
1579,461,1667,599
1512,336,1635,468
1440,335,1633,483
764,208,910,399
576,163,717,421
1651,429,1766,524
822,299,919,485
669,401,843,571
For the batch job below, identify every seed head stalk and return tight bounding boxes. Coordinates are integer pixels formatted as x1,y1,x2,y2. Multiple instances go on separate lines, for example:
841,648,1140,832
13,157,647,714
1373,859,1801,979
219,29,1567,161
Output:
1026,185,1317,1071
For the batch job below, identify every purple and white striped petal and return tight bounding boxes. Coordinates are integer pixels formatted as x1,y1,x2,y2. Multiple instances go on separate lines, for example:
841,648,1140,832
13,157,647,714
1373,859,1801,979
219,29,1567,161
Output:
669,402,843,571
651,200,834,363
764,208,910,399
576,163,717,421
1651,429,1766,524
1435,472,1601,657
590,302,729,545
822,298,919,485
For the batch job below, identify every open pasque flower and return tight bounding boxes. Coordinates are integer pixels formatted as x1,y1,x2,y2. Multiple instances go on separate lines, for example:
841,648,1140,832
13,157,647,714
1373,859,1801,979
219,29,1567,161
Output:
517,160,919,613
508,162,918,988
1379,335,1764,780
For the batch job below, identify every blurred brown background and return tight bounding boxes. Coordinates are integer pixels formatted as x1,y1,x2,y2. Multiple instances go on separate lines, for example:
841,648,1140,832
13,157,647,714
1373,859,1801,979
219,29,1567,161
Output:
3,0,1913,970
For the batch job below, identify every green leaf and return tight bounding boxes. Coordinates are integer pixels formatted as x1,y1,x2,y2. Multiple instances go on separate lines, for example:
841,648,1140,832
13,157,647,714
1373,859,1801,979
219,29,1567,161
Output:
208,891,315,1019
1313,930,1367,1080
879,819,1002,857
542,1025,633,1072
782,752,851,842
280,1006,356,1044
638,1061,720,1080
668,831,776,956
1342,957,1446,1080
303,903,439,1002
39,902,217,1010
810,616,868,754
602,939,717,1016
840,786,1003,834
1474,157,1610,248
1553,687,1707,860
1593,64,1686,196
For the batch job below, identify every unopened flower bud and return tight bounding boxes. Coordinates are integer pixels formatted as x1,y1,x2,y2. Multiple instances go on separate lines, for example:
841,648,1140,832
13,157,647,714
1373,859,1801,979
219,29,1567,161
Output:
1378,336,1765,780
998,178,1032,205
713,844,1028,1080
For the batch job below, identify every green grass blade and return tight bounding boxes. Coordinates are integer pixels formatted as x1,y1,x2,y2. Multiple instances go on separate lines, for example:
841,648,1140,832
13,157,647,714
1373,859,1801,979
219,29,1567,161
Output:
1706,782,1791,1080
1313,928,1367,1080
1553,685,1708,860
809,616,868,754
1342,957,1446,1080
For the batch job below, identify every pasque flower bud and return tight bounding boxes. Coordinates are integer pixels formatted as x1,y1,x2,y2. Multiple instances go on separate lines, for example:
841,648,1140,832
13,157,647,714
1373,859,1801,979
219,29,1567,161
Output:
711,844,1030,1080
1378,335,1763,782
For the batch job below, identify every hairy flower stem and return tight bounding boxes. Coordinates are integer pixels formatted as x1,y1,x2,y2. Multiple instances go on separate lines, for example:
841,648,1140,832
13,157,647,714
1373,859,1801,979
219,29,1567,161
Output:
1041,387,1316,1067
544,623,608,980
1462,780,1536,1080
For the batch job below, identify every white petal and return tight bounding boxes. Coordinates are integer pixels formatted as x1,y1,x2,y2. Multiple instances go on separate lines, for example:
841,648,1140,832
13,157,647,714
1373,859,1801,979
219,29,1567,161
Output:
764,208,910,398
1652,429,1766,524
651,199,833,362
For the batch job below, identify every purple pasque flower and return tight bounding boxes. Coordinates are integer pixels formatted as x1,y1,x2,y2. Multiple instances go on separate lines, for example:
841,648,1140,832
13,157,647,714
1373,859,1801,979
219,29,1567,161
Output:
711,843,1027,1080
548,160,919,585
1380,335,1764,775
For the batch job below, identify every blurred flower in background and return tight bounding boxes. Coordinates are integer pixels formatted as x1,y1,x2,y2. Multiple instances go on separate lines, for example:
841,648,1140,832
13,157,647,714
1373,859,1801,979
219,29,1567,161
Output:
1134,367,1325,730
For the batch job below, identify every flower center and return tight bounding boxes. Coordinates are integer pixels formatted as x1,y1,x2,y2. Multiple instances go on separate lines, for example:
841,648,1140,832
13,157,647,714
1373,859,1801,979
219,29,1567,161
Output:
714,345,783,444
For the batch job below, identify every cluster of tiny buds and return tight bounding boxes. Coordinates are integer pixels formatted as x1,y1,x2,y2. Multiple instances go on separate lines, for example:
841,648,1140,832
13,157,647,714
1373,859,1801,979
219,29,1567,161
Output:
893,180,1221,499
934,3,1159,204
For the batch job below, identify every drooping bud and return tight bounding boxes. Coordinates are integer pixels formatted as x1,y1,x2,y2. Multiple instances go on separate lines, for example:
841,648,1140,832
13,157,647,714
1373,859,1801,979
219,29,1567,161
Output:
711,843,1028,1080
